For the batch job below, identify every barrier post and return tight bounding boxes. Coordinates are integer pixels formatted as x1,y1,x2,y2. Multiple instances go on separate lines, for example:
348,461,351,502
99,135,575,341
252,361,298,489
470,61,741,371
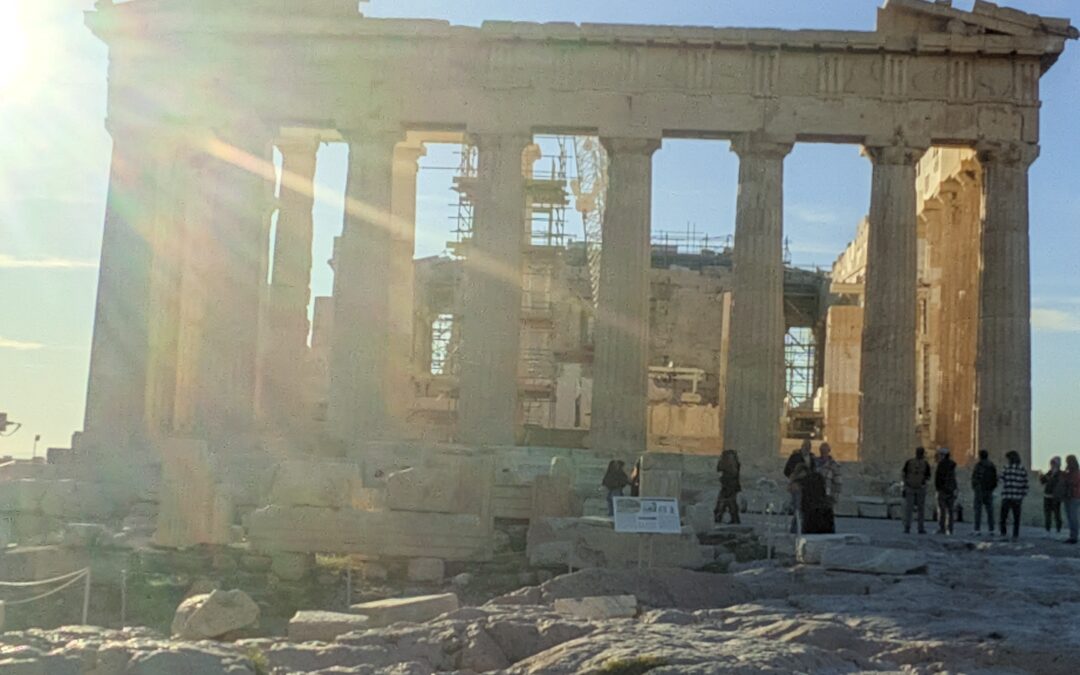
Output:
82,569,91,625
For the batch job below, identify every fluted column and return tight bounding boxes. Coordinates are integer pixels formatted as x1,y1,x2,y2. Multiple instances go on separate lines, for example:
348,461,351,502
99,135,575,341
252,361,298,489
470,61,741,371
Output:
194,129,273,440
84,126,160,445
457,133,530,446
858,141,927,467
327,130,401,445
722,134,792,459
385,144,425,433
264,139,319,430
975,141,1038,467
590,137,660,455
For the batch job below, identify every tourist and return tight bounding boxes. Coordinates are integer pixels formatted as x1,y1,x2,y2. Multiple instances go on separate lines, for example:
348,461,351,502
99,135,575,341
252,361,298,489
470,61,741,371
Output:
801,464,836,535
817,442,842,506
784,439,816,533
934,447,958,535
970,449,998,535
601,460,630,517
1039,457,1066,534
999,451,1029,540
901,447,931,534
629,459,642,498
1063,455,1080,544
714,449,742,525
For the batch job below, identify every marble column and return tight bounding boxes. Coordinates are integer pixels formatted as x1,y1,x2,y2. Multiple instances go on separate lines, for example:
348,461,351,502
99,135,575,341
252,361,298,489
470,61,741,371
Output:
195,130,273,440
975,141,1038,467
385,144,425,432
457,133,530,446
858,142,927,467
722,134,792,458
327,130,400,445
84,126,161,445
264,139,319,430
590,137,660,455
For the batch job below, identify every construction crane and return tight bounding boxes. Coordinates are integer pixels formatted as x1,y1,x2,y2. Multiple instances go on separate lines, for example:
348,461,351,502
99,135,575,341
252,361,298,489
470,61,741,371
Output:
570,137,608,310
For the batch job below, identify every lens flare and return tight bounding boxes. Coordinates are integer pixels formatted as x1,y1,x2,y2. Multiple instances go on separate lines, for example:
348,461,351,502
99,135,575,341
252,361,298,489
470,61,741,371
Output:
0,4,29,95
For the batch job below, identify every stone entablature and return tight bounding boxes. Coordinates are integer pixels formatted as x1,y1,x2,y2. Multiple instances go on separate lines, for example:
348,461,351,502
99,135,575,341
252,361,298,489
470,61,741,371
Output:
87,1,1073,144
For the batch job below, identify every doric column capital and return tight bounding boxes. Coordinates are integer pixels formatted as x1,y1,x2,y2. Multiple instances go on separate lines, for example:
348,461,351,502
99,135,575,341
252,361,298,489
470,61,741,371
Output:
975,141,1040,168
467,132,534,155
730,132,793,160
276,136,320,158
340,126,406,151
600,137,662,157
862,143,928,166
393,143,427,171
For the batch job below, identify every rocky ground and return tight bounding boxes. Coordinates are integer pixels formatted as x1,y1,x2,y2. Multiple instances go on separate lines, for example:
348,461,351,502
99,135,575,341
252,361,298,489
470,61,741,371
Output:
2,517,1079,674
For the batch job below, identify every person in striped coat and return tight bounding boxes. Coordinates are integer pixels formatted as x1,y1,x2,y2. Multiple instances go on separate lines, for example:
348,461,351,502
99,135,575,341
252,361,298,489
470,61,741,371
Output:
999,451,1029,540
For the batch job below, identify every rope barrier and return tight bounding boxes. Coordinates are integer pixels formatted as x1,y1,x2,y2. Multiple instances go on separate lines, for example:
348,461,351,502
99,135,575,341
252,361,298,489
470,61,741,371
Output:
2,570,88,606
0,567,88,589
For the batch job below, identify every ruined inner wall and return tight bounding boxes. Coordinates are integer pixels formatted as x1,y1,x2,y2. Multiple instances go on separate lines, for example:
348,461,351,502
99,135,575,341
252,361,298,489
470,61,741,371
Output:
918,148,982,465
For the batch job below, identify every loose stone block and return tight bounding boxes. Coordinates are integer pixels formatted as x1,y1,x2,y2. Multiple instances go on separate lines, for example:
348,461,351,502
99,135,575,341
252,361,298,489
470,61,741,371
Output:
288,610,370,643
406,558,445,582
526,517,708,570
248,506,493,561
154,440,233,548
821,545,928,575
639,469,682,499
269,460,362,509
554,594,638,620
0,545,86,582
349,593,460,627
796,534,871,565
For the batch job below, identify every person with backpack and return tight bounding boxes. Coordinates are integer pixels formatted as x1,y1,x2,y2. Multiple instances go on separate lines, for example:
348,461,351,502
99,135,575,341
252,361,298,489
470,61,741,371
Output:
1039,457,1066,534
999,451,1029,540
901,447,931,534
714,449,742,524
970,449,998,535
1063,455,1080,544
934,447,958,535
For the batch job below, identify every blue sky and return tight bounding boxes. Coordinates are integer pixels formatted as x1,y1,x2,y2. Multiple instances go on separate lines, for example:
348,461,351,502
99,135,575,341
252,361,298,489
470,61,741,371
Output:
0,1,1076,465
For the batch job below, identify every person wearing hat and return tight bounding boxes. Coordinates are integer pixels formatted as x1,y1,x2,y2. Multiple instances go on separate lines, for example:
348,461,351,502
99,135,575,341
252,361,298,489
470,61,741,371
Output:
934,447,958,535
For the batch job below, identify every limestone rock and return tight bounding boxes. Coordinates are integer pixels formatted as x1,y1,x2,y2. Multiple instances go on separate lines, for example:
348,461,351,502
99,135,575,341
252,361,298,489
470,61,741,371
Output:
350,593,460,627
288,610,371,643
553,595,637,620
820,545,929,575
406,557,444,582
271,552,314,581
460,624,510,672
796,533,871,565
171,589,259,640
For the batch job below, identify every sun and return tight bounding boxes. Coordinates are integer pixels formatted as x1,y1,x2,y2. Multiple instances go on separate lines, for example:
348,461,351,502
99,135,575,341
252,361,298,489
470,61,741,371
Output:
0,5,30,95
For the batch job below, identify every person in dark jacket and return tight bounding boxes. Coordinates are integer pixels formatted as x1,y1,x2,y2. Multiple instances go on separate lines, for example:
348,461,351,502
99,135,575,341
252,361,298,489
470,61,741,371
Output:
1064,455,1080,544
999,451,1029,540
970,449,998,535
601,460,630,517
901,447,932,534
934,447,958,535
784,440,816,533
1040,457,1066,533
714,449,742,524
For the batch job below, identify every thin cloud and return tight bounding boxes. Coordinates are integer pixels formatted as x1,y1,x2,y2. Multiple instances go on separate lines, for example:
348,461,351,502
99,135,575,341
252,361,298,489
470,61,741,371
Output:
1032,308,1080,333
0,337,44,351
0,255,97,269
789,205,842,226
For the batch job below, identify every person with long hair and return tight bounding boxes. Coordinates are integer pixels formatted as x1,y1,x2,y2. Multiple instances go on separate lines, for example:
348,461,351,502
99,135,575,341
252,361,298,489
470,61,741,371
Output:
601,460,630,517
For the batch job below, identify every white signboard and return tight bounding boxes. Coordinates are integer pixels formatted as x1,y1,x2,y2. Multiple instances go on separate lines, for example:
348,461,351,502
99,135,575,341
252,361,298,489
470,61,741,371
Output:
612,497,682,534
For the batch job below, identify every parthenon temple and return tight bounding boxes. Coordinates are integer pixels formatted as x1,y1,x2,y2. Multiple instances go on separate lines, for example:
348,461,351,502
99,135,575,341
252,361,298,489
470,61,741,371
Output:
77,0,1072,477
